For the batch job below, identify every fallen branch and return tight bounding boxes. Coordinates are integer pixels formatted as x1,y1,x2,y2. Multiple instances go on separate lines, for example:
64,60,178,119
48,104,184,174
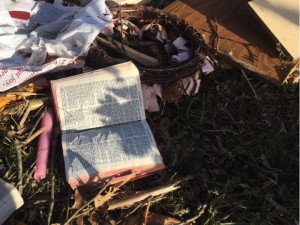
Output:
108,180,181,210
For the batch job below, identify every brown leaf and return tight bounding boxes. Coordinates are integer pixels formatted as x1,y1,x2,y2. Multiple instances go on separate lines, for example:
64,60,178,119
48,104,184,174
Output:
70,189,83,210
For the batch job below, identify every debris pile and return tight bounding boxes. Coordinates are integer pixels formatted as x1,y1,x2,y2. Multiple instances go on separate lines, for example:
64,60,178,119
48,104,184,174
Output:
0,0,298,224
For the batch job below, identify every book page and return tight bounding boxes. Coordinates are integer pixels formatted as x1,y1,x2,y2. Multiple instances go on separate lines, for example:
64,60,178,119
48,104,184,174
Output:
51,62,145,131
61,120,163,183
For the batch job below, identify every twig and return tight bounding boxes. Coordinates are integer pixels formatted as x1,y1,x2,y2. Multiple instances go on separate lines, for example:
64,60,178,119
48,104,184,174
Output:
32,103,45,118
47,127,59,225
24,197,72,208
14,140,23,194
108,180,181,210
116,197,151,225
241,70,258,99
64,177,114,225
22,162,36,189
47,177,55,225
143,202,151,225
7,92,45,97
65,186,72,222
27,107,45,137
71,207,95,220
19,105,31,128
177,204,207,225
23,126,46,145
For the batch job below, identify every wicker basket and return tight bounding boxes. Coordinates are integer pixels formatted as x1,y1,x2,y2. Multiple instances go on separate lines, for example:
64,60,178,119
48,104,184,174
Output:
86,5,206,84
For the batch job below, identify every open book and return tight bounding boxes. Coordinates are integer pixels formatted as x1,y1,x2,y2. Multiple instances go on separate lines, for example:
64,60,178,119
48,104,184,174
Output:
51,62,165,189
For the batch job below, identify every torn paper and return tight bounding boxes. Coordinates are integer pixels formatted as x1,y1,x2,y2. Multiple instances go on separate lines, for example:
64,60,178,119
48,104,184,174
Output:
0,0,112,92
170,37,192,63
202,58,214,74
181,76,201,96
142,84,162,112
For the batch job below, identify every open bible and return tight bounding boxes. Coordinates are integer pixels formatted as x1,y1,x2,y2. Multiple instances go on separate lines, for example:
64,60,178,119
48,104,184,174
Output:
51,62,165,189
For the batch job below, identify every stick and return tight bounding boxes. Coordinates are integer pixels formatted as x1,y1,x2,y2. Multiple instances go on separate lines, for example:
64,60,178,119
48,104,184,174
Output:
22,162,36,189
177,204,207,225
116,197,151,225
143,202,151,225
241,70,258,99
7,92,45,97
47,126,59,225
96,36,159,67
27,108,45,138
23,126,46,145
108,180,181,210
65,186,72,222
47,174,55,225
14,140,23,194
24,197,70,208
19,105,31,128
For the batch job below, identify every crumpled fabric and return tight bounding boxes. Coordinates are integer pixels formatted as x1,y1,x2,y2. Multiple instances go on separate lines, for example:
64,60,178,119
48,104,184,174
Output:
0,0,112,92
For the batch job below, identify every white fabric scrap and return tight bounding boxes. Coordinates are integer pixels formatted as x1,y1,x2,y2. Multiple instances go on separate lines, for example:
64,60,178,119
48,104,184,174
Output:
0,0,112,92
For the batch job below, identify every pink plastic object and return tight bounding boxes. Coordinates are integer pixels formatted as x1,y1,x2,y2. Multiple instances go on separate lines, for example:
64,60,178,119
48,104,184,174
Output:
34,108,54,180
